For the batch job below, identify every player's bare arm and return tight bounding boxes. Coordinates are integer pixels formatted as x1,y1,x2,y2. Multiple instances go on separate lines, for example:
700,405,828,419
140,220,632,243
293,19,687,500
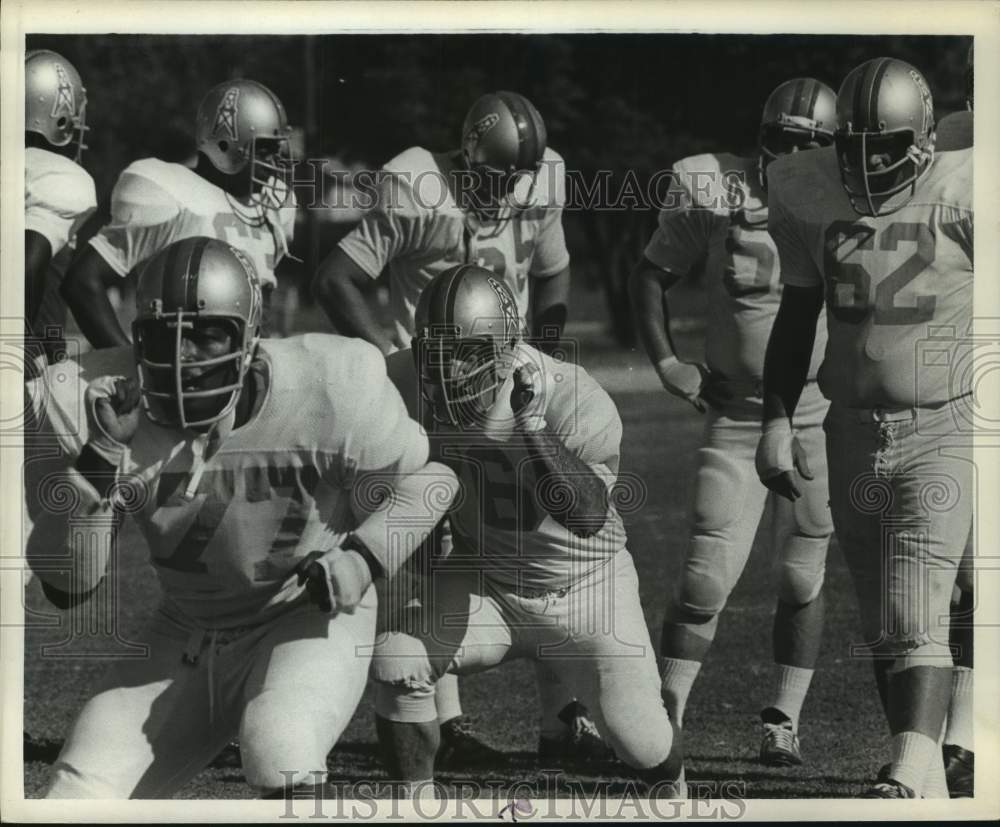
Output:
529,265,570,353
757,283,823,502
25,230,52,327
629,254,715,412
312,247,395,355
61,245,132,348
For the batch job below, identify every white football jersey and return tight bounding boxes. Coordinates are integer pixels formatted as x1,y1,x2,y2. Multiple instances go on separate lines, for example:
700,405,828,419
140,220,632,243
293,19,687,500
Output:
90,158,296,289
25,334,428,629
338,146,570,347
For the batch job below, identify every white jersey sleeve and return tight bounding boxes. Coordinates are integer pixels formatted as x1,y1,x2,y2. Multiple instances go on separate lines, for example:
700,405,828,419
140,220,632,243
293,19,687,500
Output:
528,149,571,278
89,165,184,277
767,161,824,289
24,149,97,255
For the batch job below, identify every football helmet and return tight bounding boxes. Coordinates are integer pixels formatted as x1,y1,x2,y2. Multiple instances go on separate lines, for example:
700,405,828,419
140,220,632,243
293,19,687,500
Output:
834,58,936,217
194,79,293,207
132,237,262,430
25,50,88,160
460,91,547,215
758,77,837,187
413,264,521,428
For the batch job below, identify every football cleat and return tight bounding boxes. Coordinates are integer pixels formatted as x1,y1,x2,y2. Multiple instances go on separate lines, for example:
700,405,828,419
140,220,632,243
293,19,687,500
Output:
862,764,916,798
538,702,616,768
209,739,243,769
942,744,974,798
759,707,803,767
436,715,505,769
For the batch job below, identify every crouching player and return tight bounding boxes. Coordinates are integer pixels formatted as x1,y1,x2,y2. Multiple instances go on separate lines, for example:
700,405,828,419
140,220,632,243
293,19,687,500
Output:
24,237,457,798
370,265,682,796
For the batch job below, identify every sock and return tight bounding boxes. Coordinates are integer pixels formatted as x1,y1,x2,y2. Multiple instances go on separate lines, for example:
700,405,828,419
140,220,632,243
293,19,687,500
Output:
660,658,701,727
944,667,973,751
403,780,438,801
769,665,814,730
435,673,462,726
888,731,937,793
921,755,949,798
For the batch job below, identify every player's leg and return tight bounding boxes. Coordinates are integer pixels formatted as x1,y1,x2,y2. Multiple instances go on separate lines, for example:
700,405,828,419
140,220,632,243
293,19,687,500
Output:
371,568,512,793
237,592,377,796
762,416,833,765
555,551,682,791
46,612,238,798
660,412,768,726
943,522,974,797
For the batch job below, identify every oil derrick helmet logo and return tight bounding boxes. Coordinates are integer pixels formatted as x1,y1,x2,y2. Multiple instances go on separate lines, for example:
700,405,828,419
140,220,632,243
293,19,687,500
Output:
51,62,76,119
213,87,241,142
487,276,518,338
463,112,500,158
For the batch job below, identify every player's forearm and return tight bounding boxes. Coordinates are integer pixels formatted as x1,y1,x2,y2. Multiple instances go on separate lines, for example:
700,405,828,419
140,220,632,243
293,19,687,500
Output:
521,426,610,538
312,255,395,355
629,258,681,366
25,232,52,327
761,286,823,424
530,266,570,354
61,274,130,349
26,447,123,605
350,461,459,578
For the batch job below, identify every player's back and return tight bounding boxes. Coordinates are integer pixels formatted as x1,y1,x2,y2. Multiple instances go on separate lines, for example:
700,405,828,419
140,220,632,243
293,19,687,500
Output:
768,146,972,408
90,157,295,290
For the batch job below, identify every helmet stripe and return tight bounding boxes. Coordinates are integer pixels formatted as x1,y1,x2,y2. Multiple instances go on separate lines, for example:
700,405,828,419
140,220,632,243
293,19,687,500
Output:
160,239,186,311
806,79,821,118
790,78,806,116
442,263,468,336
185,238,208,311
497,91,538,171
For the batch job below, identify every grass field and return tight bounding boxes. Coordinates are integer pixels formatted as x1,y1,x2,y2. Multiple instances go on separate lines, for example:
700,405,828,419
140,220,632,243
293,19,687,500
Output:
22,312,888,800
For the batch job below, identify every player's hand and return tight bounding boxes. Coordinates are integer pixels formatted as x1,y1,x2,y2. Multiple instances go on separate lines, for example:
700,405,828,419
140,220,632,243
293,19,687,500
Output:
293,548,372,615
510,361,547,433
655,356,712,413
85,376,141,465
755,419,814,501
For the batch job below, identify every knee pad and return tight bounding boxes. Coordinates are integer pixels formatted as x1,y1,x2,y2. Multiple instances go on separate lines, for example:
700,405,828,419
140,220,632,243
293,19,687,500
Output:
670,535,731,626
882,636,954,672
369,631,433,685
777,534,830,606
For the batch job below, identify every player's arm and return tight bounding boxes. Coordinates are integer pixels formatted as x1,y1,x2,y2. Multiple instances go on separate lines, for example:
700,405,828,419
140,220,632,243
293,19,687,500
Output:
509,364,612,539
297,350,458,614
25,230,52,327
61,245,132,348
629,196,718,411
311,246,395,355
756,182,824,502
529,264,569,354
25,377,140,608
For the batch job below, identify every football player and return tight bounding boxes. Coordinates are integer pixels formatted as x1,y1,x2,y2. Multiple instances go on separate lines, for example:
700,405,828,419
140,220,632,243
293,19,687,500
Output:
313,92,599,764
61,79,296,349
313,90,570,355
630,78,837,770
24,49,97,375
25,237,456,798
371,265,682,796
935,42,973,152
758,58,973,798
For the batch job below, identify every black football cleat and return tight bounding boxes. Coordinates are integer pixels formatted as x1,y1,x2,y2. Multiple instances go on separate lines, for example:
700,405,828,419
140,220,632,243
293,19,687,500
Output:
538,701,615,768
437,715,505,768
759,707,802,767
942,744,973,798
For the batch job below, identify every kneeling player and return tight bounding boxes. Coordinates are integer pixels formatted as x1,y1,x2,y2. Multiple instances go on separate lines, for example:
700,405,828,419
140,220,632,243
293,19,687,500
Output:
371,265,682,796
25,237,456,798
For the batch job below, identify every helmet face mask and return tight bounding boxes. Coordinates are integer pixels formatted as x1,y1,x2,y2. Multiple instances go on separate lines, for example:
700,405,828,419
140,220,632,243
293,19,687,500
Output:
132,238,262,431
25,50,89,162
834,58,936,217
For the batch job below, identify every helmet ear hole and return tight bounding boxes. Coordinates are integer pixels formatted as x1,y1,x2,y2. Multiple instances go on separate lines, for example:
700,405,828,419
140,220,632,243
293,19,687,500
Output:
218,140,229,153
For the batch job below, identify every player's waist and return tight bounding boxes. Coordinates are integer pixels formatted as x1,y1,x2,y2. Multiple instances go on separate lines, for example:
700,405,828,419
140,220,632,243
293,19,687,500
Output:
706,375,818,400
833,391,973,424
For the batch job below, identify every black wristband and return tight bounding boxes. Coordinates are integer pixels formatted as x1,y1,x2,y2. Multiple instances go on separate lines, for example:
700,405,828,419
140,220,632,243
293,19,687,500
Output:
342,533,385,581
74,444,119,501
